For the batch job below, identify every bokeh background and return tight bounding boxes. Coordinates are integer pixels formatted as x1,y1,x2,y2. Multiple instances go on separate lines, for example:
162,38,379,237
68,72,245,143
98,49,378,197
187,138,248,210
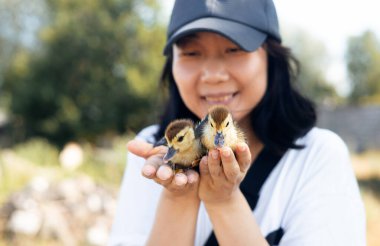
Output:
0,0,379,245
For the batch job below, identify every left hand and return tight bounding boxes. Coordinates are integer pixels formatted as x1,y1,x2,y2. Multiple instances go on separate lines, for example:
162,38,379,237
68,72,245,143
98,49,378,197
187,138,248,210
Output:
127,139,200,199
198,142,252,205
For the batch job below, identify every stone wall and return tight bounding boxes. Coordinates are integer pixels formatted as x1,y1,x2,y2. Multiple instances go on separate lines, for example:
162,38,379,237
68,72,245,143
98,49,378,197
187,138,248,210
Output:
0,176,116,245
317,105,380,152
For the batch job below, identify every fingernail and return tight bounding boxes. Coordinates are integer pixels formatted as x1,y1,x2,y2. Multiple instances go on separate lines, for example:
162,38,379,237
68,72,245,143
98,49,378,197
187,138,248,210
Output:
142,165,154,176
188,175,195,184
163,171,172,180
175,174,186,185
238,144,246,152
158,166,171,180
211,150,218,159
201,156,208,166
223,149,230,157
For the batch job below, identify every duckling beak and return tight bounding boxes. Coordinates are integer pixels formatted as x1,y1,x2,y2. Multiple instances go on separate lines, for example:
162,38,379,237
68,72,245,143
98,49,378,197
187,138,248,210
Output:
214,131,225,148
163,147,177,163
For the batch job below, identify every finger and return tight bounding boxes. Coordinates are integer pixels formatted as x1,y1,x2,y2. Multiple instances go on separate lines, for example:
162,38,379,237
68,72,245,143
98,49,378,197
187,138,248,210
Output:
155,164,174,185
174,172,188,186
127,139,167,159
127,139,153,158
208,149,222,178
199,156,210,177
235,142,252,173
220,147,240,182
148,145,168,156
185,169,199,184
142,154,164,178
141,164,156,178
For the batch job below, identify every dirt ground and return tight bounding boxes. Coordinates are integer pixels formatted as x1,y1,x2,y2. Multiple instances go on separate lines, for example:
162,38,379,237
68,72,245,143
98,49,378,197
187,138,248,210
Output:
351,151,380,246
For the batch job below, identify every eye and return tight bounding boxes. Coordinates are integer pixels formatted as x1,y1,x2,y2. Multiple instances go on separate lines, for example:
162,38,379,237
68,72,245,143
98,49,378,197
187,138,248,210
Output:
210,122,214,128
178,136,184,142
180,50,201,57
225,122,229,127
226,47,243,53
185,51,200,56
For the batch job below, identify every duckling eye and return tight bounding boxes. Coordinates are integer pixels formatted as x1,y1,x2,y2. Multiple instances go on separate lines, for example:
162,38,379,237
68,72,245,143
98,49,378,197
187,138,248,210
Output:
210,122,214,128
177,136,184,142
225,122,230,127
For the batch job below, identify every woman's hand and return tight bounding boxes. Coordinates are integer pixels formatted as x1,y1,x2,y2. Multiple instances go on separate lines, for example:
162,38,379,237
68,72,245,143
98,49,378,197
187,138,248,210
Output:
198,142,252,205
127,139,199,199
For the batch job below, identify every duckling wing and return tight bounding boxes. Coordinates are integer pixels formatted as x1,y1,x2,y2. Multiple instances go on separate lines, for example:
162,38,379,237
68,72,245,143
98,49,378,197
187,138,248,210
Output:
195,114,208,139
235,122,247,143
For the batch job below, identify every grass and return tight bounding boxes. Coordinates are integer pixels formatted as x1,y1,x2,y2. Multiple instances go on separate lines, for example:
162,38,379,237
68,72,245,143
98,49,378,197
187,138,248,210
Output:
352,151,380,179
0,135,130,205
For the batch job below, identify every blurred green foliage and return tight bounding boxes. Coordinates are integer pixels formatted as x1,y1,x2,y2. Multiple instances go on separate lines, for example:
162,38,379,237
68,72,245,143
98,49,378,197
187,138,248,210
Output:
0,135,129,204
1,0,380,148
283,28,339,105
13,138,59,166
346,31,380,105
1,0,165,146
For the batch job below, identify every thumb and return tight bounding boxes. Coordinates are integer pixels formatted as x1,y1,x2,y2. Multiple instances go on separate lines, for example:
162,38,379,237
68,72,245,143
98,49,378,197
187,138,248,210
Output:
127,139,153,158
127,139,167,159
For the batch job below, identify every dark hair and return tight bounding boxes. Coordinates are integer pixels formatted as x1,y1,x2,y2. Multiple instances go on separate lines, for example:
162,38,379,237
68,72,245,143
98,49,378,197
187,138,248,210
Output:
155,38,316,156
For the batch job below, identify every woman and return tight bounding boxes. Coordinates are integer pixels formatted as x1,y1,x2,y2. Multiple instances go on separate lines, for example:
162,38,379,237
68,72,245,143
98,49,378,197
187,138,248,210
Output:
110,0,366,245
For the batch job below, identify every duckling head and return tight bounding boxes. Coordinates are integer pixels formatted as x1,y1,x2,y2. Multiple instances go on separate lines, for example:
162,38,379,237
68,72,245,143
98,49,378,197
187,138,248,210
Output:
163,119,195,163
207,105,234,148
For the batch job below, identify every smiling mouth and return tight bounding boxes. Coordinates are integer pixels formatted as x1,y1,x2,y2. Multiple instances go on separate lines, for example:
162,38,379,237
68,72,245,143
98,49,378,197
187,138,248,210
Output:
203,93,237,104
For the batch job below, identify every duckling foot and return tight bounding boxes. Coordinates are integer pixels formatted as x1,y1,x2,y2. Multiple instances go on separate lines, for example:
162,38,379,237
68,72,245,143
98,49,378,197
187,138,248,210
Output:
191,159,201,167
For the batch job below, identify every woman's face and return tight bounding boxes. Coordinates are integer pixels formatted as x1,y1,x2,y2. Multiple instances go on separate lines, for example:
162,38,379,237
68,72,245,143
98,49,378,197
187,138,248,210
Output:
172,32,268,123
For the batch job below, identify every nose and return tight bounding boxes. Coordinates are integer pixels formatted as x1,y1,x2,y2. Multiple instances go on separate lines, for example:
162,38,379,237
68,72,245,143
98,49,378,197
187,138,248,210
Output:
200,58,229,84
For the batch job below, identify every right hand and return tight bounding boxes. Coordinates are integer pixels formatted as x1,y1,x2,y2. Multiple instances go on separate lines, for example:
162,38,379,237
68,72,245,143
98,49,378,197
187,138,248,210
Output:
127,139,200,199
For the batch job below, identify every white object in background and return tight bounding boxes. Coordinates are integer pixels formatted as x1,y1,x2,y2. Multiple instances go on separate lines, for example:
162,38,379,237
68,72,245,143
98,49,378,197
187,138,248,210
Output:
59,142,84,171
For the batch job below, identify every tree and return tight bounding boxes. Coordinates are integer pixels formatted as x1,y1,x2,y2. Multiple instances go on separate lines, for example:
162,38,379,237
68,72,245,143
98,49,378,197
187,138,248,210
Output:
2,0,166,146
0,0,47,87
346,30,380,104
283,28,338,105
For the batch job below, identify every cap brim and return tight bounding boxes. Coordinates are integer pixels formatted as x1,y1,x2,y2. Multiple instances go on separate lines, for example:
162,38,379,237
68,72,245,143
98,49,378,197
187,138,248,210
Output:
163,17,267,55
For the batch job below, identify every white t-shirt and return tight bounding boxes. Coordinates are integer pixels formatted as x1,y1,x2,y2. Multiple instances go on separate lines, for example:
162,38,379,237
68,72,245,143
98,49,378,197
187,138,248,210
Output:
109,126,366,246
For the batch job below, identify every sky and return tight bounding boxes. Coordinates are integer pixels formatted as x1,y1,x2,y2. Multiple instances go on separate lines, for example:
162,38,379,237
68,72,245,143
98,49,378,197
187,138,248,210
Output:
162,0,380,96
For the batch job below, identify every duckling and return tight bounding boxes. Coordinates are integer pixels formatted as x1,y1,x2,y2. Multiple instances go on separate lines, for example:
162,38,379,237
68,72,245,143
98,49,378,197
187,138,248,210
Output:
155,119,205,171
200,105,246,151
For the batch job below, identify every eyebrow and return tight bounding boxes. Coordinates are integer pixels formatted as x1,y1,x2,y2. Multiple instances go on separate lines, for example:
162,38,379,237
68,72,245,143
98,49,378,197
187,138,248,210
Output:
175,34,199,48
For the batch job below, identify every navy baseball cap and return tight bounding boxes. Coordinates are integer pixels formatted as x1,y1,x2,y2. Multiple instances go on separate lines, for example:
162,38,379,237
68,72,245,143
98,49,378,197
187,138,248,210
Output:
163,0,281,55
